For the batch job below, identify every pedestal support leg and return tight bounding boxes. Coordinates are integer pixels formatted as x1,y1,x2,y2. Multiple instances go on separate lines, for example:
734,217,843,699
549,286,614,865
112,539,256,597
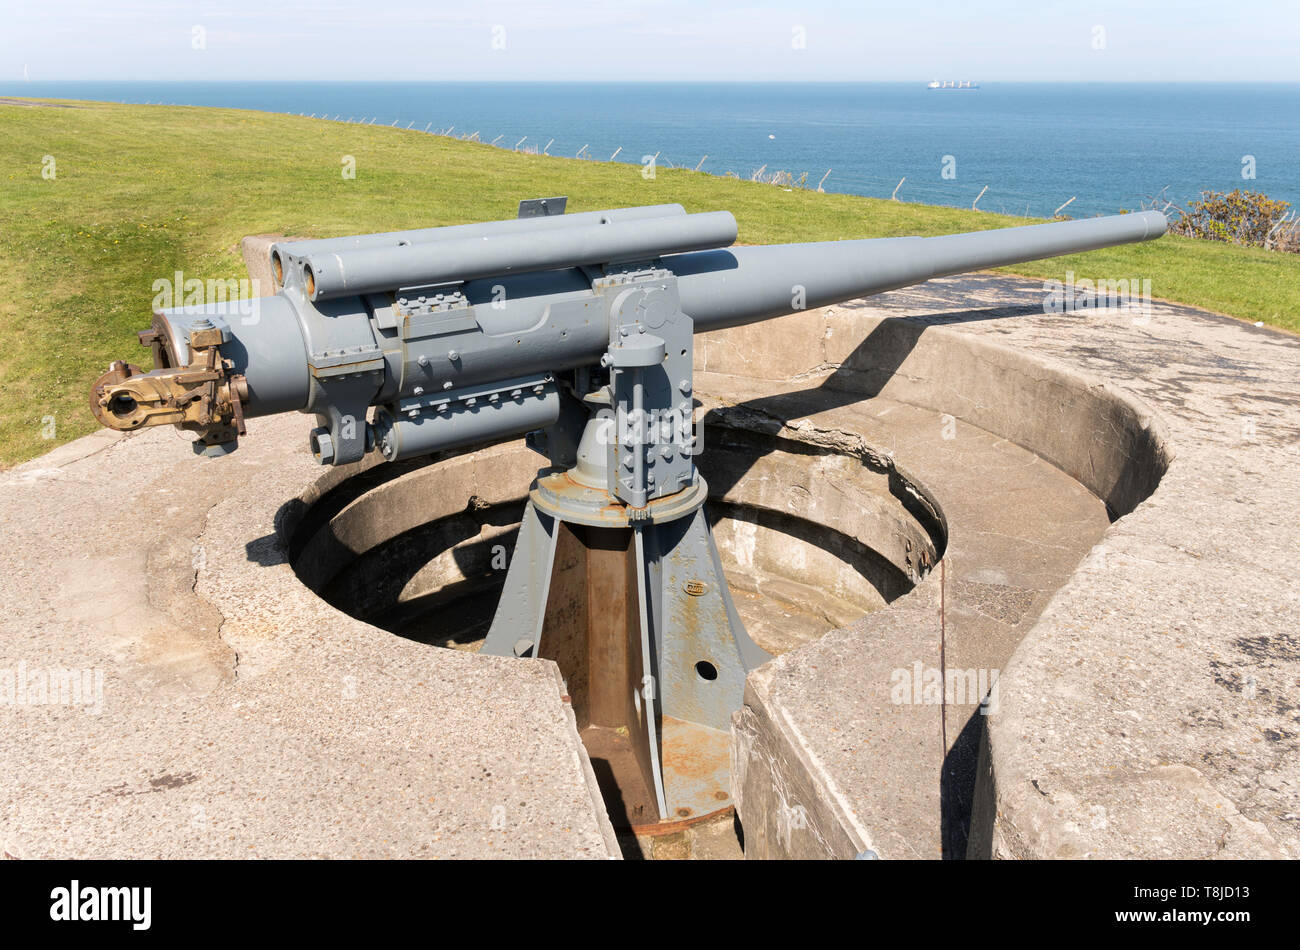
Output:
482,499,770,828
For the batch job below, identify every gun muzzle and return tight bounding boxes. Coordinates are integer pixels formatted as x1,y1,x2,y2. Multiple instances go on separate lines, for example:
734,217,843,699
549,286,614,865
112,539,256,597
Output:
670,211,1169,331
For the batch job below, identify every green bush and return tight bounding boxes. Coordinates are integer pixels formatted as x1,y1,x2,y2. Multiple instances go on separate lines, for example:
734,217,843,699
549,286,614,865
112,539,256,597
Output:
1171,190,1299,252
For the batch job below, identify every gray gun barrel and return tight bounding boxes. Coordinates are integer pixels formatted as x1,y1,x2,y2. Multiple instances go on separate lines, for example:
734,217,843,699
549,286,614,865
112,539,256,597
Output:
671,210,1168,331
299,210,738,301
270,203,687,281
153,210,1167,418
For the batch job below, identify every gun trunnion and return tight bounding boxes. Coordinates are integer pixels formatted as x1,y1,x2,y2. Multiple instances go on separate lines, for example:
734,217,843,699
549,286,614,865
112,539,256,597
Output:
91,201,1167,828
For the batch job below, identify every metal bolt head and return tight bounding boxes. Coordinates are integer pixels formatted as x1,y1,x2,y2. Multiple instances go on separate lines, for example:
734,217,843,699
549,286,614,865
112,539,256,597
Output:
309,427,334,465
447,350,459,361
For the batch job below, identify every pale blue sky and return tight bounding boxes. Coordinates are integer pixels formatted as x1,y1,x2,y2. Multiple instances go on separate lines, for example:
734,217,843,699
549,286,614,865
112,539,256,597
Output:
5,0,1298,82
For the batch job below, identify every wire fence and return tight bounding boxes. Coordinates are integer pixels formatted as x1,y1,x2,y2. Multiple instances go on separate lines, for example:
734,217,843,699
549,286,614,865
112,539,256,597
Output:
125,100,1190,221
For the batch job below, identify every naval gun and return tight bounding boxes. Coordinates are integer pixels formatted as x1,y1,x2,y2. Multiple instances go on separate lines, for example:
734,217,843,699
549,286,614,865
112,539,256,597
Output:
90,200,1167,828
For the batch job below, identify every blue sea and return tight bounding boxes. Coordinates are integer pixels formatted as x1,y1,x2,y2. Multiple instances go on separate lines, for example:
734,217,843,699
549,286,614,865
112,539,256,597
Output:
3,81,1298,219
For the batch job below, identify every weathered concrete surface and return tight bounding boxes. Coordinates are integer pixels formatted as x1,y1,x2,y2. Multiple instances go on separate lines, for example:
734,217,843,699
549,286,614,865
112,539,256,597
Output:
710,381,1109,858
0,419,618,858
712,274,1299,860
4,264,1295,861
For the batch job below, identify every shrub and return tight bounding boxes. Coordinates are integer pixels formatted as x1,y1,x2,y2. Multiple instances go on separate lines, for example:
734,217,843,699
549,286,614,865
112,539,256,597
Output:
1170,189,1299,252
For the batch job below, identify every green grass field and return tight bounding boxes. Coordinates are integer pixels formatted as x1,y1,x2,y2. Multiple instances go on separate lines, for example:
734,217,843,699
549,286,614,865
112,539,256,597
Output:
1,98,1296,467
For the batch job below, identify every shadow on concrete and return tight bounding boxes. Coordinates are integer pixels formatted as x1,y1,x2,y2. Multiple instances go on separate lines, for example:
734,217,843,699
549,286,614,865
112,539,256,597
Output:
588,758,647,861
699,312,963,565
699,304,1049,495
941,709,987,859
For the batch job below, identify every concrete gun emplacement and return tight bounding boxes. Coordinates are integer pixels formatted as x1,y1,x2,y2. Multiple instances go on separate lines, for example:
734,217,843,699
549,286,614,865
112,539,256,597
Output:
90,200,1167,828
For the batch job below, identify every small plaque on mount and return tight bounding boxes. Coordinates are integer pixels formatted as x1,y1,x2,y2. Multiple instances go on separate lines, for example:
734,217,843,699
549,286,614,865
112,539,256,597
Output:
517,196,568,218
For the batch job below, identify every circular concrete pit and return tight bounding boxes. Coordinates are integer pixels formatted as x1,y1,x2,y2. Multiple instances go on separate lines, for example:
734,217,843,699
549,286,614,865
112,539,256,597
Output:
286,429,941,659
4,272,1296,860
284,421,947,856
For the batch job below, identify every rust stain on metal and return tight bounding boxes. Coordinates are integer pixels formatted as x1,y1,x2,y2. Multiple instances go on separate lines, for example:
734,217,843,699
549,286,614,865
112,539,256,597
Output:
629,805,734,837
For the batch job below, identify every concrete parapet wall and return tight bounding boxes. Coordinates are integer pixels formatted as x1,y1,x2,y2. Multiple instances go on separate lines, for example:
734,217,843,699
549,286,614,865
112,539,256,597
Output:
699,303,1173,517
714,275,1299,860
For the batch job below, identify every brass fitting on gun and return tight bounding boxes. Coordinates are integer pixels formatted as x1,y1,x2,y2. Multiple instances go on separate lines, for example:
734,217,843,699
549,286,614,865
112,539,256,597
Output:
90,318,248,456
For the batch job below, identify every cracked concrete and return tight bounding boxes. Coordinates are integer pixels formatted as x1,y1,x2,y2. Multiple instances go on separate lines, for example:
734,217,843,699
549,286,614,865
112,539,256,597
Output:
1,267,1294,860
